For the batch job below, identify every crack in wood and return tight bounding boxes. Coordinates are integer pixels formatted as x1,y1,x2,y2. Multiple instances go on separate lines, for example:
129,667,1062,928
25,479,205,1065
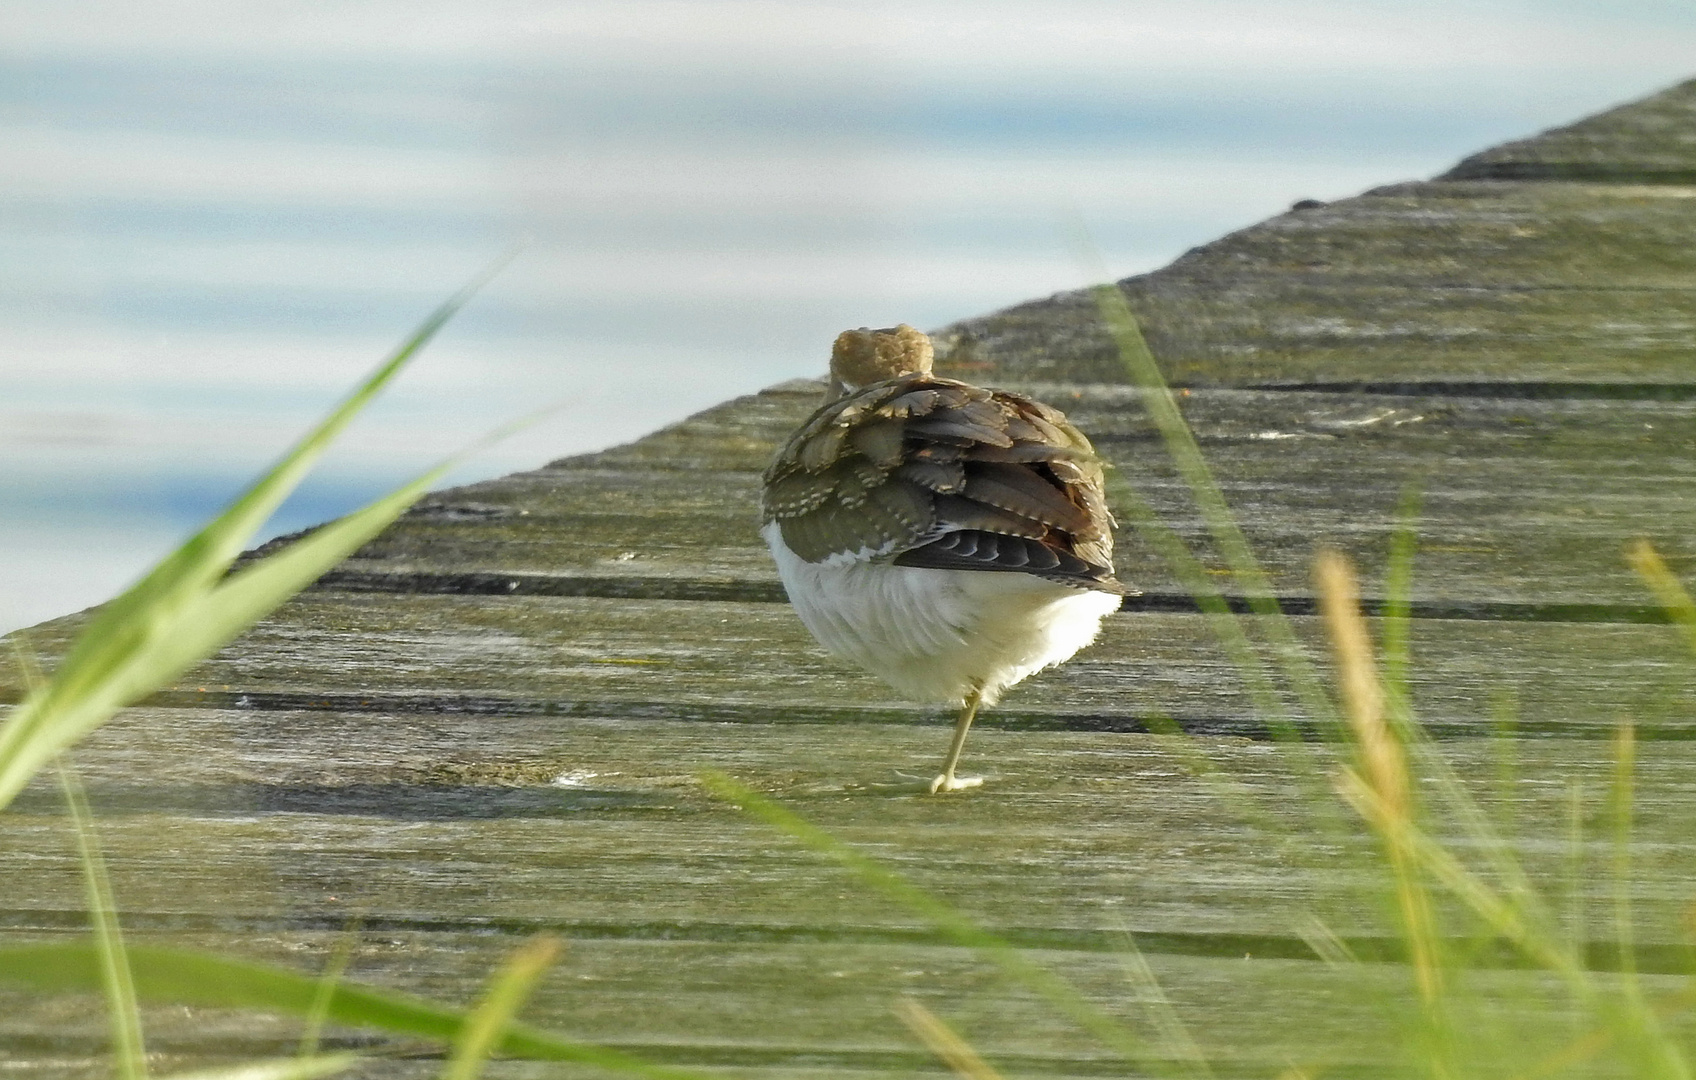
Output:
3,909,1689,974
1225,381,1696,400
314,572,1675,625
98,689,1695,739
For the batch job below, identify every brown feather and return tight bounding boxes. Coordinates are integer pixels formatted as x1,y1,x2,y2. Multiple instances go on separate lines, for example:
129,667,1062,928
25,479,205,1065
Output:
930,494,1048,538
904,416,1014,448
883,388,943,418
796,423,847,472
762,366,1125,591
847,417,906,468
1000,413,1046,443
961,462,1094,535
896,459,967,493
963,443,1083,463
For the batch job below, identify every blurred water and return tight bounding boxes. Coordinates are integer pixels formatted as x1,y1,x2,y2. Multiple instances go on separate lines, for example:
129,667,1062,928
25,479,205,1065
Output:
4,0,1695,634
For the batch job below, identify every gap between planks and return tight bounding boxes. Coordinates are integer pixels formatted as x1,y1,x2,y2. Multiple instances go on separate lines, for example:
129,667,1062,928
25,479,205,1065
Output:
313,569,1683,626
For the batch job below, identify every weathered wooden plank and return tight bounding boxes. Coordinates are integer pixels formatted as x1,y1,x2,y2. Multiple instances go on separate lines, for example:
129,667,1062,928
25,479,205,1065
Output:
1446,76,1696,182
128,596,1696,737
932,77,1696,388
10,76,1696,1080
286,383,1696,609
938,179,1696,387
6,708,1695,945
2,925,1665,1078
5,708,1694,1075
8,595,1695,736
211,600,1694,737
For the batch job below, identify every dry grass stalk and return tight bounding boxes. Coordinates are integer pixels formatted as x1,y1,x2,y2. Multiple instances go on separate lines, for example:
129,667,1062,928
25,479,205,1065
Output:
895,998,1007,1080
1315,550,1443,1007
1627,540,1696,657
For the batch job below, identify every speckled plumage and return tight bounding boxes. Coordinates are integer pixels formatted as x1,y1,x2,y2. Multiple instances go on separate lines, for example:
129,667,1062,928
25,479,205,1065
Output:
760,325,1129,792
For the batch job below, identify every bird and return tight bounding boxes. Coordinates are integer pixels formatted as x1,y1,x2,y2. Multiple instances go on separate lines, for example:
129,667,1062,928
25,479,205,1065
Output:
760,324,1129,794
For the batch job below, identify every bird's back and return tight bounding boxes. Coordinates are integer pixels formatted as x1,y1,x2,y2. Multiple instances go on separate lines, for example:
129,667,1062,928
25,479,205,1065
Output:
761,372,1124,592
761,364,1127,706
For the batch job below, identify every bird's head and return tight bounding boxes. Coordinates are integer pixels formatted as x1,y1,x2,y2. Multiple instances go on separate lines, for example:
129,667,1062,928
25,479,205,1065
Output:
827,324,933,401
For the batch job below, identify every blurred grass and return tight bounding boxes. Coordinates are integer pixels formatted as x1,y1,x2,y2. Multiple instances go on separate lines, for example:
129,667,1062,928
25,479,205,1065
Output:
0,273,715,1080
2,268,1694,1078
163,1058,359,1080
896,998,1008,1080
57,762,146,1080
296,920,359,1059
0,268,491,812
442,935,563,1080
0,941,707,1079
707,283,1696,1077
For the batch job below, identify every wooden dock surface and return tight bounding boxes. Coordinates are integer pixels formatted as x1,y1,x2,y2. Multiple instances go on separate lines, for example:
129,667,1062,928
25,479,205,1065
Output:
5,78,1696,1077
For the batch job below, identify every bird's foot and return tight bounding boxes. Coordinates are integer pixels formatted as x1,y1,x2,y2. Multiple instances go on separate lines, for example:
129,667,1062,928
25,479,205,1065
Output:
928,773,983,795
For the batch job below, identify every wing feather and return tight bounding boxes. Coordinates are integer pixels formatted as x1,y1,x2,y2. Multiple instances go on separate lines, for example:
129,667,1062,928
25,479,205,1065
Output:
761,372,1128,593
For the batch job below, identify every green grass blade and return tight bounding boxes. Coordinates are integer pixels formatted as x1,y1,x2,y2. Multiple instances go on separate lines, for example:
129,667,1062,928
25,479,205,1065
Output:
1076,264,1365,882
57,762,147,1080
699,771,1161,1069
1335,772,1692,1075
1336,772,1583,985
0,942,710,1080
1316,553,1450,1072
297,923,360,1059
1564,781,1588,991
442,936,562,1080
1380,483,1421,716
160,1055,358,1080
1600,718,1689,1080
1072,257,1360,842
0,460,451,812
1111,483,1357,847
1611,719,1638,986
1108,483,1301,742
147,466,449,688
1378,491,1548,935
0,261,515,807
1088,281,1340,737
1106,919,1212,1078
37,264,499,704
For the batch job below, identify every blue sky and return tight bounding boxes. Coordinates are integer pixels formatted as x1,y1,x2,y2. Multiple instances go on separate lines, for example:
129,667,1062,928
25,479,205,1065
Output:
3,0,1695,633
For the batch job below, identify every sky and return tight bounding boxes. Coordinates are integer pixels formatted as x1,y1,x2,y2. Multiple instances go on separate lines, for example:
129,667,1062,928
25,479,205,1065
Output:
3,0,1696,634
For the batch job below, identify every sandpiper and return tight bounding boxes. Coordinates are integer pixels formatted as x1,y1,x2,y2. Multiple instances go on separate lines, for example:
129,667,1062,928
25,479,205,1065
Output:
761,324,1128,793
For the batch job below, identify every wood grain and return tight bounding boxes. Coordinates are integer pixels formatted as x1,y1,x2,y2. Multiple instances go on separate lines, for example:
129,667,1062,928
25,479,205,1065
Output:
234,382,1696,609
7,76,1696,1077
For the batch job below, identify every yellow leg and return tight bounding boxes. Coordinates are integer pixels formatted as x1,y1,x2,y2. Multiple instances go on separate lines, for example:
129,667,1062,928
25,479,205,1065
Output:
929,690,984,794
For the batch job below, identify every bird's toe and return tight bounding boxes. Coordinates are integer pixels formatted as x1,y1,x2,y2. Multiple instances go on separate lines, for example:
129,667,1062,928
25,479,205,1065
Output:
927,774,984,795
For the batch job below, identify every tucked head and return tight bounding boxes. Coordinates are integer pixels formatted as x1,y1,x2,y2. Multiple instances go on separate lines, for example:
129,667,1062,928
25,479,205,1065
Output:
828,324,933,399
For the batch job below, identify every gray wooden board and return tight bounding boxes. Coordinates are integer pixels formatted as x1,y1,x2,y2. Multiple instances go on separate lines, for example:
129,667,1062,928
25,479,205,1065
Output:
9,76,1696,1078
935,179,1696,387
1446,76,1696,182
930,78,1696,388
10,933,1676,1080
278,382,1696,609
5,713,1696,1072
3,928,1681,1078
4,709,1696,945
3,709,1695,1075
6,597,1695,737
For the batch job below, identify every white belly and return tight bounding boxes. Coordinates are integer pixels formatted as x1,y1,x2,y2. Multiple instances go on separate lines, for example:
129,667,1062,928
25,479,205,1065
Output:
762,521,1121,706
